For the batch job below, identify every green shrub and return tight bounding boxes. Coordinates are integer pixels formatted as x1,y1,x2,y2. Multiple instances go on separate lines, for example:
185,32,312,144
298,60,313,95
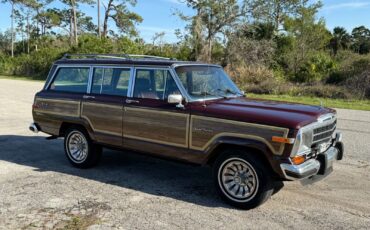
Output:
69,35,115,54
0,48,65,79
300,84,352,99
327,51,370,84
293,52,337,83
226,64,275,86
345,70,370,99
244,81,353,99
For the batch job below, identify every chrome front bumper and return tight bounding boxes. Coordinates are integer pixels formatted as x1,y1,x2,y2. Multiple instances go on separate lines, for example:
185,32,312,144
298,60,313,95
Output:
280,133,343,181
281,158,321,180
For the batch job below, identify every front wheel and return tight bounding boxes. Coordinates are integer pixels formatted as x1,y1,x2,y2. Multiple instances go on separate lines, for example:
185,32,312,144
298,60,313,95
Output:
64,127,102,168
213,149,275,209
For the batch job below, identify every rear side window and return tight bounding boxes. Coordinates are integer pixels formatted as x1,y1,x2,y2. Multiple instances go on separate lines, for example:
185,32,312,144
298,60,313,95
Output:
49,67,89,93
91,68,130,96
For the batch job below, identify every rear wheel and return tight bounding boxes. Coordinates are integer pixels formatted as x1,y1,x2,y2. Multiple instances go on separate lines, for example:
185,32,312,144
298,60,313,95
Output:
213,149,274,209
64,127,102,168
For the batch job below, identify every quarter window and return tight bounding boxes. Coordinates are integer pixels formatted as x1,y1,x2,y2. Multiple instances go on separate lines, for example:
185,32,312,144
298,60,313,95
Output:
91,68,130,96
133,69,180,100
49,67,89,93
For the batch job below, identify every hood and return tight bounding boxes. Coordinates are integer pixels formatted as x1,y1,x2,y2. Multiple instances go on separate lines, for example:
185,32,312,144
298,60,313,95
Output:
190,97,335,130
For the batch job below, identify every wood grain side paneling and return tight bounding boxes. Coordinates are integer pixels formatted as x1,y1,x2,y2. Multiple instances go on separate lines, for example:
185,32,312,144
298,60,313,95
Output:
81,103,123,136
123,107,189,148
34,98,80,117
190,116,289,155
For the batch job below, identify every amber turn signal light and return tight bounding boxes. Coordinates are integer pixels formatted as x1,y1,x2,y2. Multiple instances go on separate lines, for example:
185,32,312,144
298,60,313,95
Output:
291,155,306,165
272,136,295,144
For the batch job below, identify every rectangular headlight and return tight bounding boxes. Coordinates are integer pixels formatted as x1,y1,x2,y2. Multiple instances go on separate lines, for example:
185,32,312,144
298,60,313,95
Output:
291,128,313,157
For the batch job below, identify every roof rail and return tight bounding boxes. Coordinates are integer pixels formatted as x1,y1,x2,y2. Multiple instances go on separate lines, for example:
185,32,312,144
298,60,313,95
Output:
126,54,175,60
62,53,176,61
62,54,129,60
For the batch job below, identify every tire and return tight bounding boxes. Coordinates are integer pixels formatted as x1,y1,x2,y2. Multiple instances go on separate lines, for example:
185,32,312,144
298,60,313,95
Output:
213,149,274,209
64,126,102,168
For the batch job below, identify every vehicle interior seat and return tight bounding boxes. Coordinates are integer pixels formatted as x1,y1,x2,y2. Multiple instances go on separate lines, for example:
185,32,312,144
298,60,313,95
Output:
134,78,159,99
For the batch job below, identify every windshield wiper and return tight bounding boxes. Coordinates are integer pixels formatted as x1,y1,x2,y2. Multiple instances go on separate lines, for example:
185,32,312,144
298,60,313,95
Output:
200,88,242,99
200,91,222,97
199,90,229,99
215,88,242,97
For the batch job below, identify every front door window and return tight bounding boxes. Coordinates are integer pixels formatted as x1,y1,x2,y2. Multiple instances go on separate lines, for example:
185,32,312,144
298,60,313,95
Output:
133,69,180,100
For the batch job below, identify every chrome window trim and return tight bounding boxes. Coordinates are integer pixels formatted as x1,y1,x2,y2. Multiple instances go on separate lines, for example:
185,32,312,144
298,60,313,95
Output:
89,66,133,97
47,64,168,94
129,67,189,102
170,64,242,102
46,63,240,102
162,71,168,100
127,67,135,97
43,64,57,90
169,67,191,102
46,65,91,94
87,66,94,94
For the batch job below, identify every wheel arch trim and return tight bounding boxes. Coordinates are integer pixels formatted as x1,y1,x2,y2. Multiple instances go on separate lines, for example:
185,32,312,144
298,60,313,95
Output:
59,119,96,141
204,136,273,159
203,136,282,176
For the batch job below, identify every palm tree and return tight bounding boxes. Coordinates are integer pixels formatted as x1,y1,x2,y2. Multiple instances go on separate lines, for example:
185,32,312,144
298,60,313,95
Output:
330,27,351,55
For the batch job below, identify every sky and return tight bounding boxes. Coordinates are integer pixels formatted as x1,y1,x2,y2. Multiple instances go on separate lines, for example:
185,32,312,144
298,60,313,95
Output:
0,0,370,42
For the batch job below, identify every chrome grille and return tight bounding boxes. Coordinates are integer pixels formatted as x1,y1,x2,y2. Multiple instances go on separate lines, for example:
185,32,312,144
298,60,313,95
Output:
312,119,336,144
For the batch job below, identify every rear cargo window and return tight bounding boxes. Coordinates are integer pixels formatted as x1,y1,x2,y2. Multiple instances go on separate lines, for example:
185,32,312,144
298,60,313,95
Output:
49,67,89,93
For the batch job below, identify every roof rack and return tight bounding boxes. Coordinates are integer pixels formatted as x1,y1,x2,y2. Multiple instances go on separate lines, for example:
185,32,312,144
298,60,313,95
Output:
62,53,176,61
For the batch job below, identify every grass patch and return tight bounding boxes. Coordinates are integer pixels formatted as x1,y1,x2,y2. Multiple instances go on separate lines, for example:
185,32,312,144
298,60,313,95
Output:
0,75,44,82
248,93,370,111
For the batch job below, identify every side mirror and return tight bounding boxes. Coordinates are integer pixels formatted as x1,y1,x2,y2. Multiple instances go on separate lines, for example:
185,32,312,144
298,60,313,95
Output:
168,94,184,109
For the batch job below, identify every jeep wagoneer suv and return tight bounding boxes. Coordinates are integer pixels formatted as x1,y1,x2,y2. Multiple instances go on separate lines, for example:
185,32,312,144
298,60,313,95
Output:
30,54,344,209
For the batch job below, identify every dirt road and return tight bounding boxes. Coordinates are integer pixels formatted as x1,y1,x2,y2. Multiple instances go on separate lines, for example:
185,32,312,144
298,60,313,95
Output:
0,79,369,229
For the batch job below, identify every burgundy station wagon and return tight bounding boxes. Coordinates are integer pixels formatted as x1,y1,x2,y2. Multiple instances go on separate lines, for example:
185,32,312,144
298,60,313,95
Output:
30,54,344,209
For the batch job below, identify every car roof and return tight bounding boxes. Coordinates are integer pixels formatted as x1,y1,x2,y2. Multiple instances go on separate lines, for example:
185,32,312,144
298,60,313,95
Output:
54,54,209,67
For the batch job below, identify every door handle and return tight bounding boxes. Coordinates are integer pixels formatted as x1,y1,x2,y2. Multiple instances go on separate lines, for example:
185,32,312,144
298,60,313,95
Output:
83,95,95,99
126,99,140,104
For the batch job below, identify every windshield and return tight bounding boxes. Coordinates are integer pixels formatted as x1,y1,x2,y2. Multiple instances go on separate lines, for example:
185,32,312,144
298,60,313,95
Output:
174,65,242,100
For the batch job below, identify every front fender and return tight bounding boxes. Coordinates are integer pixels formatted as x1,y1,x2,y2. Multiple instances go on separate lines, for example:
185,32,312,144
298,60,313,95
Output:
203,136,285,178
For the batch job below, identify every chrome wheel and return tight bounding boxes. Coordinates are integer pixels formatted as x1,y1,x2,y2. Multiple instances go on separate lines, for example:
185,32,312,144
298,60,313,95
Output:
218,158,259,202
66,131,89,163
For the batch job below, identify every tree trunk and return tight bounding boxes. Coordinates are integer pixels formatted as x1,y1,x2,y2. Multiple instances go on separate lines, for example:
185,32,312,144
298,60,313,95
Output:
72,1,78,45
274,1,281,34
207,37,212,62
70,13,73,45
27,14,30,54
36,8,40,36
21,23,25,53
97,0,101,38
11,2,14,57
102,12,109,37
207,8,213,62
102,0,113,37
